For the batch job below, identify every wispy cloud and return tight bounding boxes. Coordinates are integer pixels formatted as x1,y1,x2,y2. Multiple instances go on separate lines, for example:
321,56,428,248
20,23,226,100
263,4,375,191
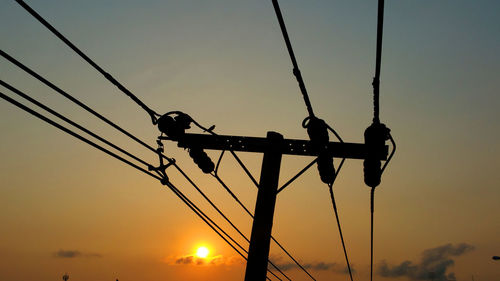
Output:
164,254,243,266
270,256,355,274
378,243,474,281
53,249,102,259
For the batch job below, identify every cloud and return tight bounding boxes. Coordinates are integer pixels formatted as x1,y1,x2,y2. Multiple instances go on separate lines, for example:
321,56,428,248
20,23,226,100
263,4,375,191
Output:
55,250,81,258
165,254,243,267
276,262,354,274
53,249,102,259
378,243,474,281
270,256,355,274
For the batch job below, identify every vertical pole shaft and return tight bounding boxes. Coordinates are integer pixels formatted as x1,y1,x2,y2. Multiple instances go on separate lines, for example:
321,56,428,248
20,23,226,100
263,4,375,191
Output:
244,131,283,281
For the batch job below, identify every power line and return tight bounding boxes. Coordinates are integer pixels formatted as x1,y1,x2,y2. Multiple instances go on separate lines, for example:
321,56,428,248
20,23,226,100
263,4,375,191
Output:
0,90,162,182
213,174,254,217
372,0,385,125
370,187,375,281
14,0,160,124
6,1,399,280
0,50,173,164
0,87,284,281
0,80,151,170
370,2,397,281
268,7,355,276
213,168,317,281
172,163,292,281
187,115,318,280
1,52,292,278
10,0,347,275
165,179,285,281
271,0,314,118
328,184,354,281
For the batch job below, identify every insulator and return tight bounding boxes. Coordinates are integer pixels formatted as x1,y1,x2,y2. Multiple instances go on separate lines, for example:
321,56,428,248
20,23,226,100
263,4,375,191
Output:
363,122,390,188
364,122,389,148
157,113,192,140
364,158,381,188
305,117,329,149
189,147,215,174
174,113,192,130
317,153,335,185
304,117,335,184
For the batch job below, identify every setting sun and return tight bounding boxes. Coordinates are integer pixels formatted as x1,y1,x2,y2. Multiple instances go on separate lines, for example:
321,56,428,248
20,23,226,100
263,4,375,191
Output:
195,246,210,259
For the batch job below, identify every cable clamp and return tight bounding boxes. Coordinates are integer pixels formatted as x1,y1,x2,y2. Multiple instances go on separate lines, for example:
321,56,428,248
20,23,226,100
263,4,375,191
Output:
363,122,390,188
293,68,301,78
148,139,174,185
157,112,192,140
303,116,335,184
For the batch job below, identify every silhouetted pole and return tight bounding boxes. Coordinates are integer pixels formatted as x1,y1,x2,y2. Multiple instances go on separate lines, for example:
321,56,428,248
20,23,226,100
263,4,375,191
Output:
244,132,283,281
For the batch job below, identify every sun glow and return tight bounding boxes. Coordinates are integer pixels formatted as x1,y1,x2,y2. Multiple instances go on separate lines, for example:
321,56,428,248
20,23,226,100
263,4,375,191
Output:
195,246,210,258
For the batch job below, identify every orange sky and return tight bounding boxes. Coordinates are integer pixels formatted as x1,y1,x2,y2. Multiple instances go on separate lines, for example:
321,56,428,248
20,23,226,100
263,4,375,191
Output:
1,0,499,281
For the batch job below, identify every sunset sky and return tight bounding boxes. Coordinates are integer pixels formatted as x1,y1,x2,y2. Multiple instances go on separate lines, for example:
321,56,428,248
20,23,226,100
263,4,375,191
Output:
1,1,499,281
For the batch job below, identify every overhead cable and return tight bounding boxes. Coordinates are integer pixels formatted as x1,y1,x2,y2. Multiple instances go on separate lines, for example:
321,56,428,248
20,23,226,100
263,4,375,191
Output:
369,1,397,281
0,50,173,164
0,80,151,170
14,0,160,124
7,0,320,274
213,166,317,281
1,53,290,278
172,163,291,281
328,184,354,281
271,0,315,118
183,113,318,280
165,178,286,281
0,90,161,182
166,180,280,281
0,88,283,280
372,0,385,125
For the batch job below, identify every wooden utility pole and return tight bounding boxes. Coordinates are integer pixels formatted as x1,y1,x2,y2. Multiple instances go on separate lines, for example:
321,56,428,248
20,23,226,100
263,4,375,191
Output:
244,132,283,281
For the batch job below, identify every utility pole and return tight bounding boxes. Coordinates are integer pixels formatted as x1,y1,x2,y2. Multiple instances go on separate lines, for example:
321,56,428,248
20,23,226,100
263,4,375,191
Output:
161,129,388,281
244,132,283,281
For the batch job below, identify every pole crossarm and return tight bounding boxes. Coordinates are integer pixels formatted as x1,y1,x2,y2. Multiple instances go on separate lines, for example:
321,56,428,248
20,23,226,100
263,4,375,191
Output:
160,133,388,160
